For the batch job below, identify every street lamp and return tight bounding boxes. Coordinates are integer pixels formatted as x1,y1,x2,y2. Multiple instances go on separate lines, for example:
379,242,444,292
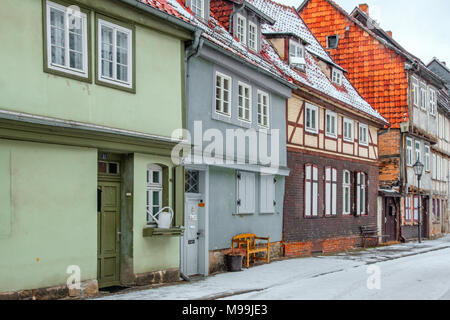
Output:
413,160,424,243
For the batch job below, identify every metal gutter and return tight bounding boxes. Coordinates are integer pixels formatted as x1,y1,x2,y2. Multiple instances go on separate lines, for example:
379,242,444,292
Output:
0,108,186,145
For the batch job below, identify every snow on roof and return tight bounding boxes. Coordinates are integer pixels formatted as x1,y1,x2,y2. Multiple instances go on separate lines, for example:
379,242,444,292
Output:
248,0,386,123
139,0,292,86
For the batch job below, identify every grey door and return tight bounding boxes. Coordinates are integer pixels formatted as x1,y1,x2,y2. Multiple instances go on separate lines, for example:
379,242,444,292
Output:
184,196,200,276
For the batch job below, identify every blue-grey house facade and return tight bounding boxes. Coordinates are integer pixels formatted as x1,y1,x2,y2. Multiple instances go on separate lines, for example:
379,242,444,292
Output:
180,0,293,275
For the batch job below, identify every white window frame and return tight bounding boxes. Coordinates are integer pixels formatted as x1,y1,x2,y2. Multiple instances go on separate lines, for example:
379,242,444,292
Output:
420,82,427,110
425,145,430,172
343,170,351,215
305,164,319,217
359,123,369,146
45,0,89,78
248,21,258,51
332,68,343,86
429,88,436,116
325,110,337,138
305,103,319,134
236,14,246,44
215,72,232,116
356,172,367,216
257,90,270,128
190,0,204,18
289,40,305,62
432,153,437,180
146,164,163,225
437,155,441,181
412,77,419,107
343,118,354,142
325,167,337,216
415,140,421,163
260,174,276,214
405,196,411,221
238,82,252,122
98,19,133,88
237,171,255,214
413,196,419,221
406,137,413,166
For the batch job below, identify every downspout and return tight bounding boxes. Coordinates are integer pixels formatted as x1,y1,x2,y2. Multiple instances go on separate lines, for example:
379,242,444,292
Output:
229,3,246,34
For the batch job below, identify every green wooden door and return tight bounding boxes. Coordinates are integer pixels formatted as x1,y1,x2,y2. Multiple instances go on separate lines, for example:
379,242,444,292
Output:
97,181,121,288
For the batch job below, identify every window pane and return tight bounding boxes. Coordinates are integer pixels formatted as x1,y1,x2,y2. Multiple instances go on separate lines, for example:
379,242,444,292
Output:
152,171,160,184
101,26,113,78
117,64,128,82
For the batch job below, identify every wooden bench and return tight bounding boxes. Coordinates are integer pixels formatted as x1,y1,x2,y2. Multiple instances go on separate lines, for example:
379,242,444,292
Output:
360,225,380,248
231,234,270,268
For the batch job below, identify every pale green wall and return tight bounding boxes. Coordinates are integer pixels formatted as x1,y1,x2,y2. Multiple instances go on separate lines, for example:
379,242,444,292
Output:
0,139,97,292
0,0,184,138
133,153,179,274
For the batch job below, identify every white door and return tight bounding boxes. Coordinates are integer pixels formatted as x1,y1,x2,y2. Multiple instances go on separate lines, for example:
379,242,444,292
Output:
185,196,200,276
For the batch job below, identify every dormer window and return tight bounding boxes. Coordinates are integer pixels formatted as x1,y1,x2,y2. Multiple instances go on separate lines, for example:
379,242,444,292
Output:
236,14,246,44
248,21,258,51
189,0,205,19
332,68,343,86
327,35,339,49
289,40,305,70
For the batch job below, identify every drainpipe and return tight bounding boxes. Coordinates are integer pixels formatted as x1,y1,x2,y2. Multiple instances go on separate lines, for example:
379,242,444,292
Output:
229,3,246,34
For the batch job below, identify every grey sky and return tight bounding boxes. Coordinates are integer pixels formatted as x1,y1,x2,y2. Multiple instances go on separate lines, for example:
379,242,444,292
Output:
277,0,450,65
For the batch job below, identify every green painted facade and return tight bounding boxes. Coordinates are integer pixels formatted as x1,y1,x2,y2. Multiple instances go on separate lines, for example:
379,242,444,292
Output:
0,0,190,293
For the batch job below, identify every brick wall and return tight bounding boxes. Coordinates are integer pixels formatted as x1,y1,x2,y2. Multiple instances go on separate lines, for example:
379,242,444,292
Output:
283,151,379,255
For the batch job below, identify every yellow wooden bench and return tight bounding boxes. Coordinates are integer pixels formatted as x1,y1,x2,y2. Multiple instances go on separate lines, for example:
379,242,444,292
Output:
231,233,270,268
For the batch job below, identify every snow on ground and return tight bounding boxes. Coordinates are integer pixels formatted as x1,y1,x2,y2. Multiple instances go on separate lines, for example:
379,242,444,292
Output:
96,236,450,300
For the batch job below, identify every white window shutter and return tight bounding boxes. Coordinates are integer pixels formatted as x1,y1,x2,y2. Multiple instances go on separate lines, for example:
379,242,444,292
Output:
260,175,275,213
312,166,318,216
238,172,255,214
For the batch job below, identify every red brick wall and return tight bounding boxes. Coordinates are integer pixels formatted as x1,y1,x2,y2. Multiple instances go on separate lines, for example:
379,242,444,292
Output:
283,151,379,250
299,0,408,128
210,0,234,30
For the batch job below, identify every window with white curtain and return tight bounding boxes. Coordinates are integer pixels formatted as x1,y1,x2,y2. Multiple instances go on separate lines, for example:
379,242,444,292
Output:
147,164,163,225
405,196,411,221
46,0,88,77
305,164,319,217
343,170,351,215
98,19,133,88
325,167,337,216
413,196,419,221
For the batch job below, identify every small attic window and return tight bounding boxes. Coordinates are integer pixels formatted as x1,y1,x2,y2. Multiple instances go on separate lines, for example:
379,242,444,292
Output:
189,0,205,19
332,68,343,86
327,35,339,49
289,40,305,71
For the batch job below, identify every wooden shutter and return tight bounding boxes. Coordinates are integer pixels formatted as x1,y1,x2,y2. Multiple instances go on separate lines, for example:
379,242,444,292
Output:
305,165,312,217
172,166,185,227
312,166,318,216
260,174,275,213
332,168,337,216
238,171,255,214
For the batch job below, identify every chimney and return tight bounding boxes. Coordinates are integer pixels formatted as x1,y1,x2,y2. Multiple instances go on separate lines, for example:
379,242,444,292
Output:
386,31,392,37
359,3,369,15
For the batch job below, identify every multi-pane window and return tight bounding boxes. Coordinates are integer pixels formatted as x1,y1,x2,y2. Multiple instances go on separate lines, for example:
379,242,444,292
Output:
215,72,231,115
238,82,251,122
412,77,419,107
98,19,133,88
425,145,430,172
305,104,319,134
420,82,427,110
185,170,200,193
325,167,337,216
356,172,367,216
332,68,343,85
359,123,369,146
190,0,204,18
405,196,411,221
147,164,163,225
343,118,354,142
415,140,421,163
343,170,351,215
437,155,441,181
429,88,436,115
432,153,437,179
413,196,419,221
305,164,319,217
257,91,269,127
406,137,413,166
260,175,276,214
248,21,257,51
236,14,246,44
237,171,255,214
325,110,337,138
289,40,305,68
45,0,88,77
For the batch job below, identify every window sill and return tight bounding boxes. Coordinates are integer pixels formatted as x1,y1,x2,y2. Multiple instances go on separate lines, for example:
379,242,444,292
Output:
233,212,254,216
142,226,184,237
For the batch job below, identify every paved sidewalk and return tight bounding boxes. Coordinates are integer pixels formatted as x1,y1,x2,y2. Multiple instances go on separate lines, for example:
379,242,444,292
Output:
95,236,450,300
